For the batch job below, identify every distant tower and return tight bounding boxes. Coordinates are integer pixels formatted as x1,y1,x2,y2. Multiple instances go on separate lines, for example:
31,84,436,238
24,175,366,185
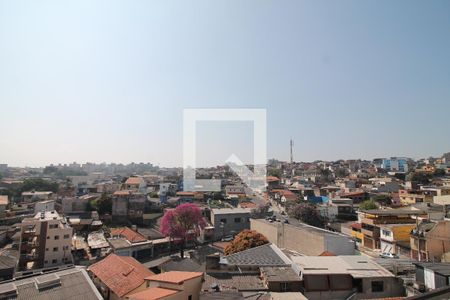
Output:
290,138,294,164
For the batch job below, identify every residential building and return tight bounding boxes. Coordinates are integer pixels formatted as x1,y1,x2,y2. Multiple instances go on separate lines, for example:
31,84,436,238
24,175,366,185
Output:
0,266,102,300
34,200,55,213
124,176,147,193
260,267,302,293
225,185,246,199
379,223,416,255
250,219,355,255
21,191,53,203
128,271,203,300
18,210,73,271
399,189,432,205
112,191,147,223
88,253,154,300
108,227,153,259
62,195,96,214
380,157,409,173
410,220,450,262
413,262,450,291
292,255,405,300
210,208,251,240
358,209,421,249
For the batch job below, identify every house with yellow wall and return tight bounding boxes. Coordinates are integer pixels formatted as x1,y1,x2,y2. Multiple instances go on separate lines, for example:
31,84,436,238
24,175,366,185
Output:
379,224,416,255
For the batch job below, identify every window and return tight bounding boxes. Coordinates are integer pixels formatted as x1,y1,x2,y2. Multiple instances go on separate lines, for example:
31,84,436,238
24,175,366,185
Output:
64,234,70,239
47,236,50,239
46,248,49,251
371,281,384,292
63,245,69,250
188,296,192,300
44,260,48,264
52,259,57,264
53,247,58,252
280,282,289,292
54,235,59,240
49,224,58,229
220,218,227,224
234,218,241,223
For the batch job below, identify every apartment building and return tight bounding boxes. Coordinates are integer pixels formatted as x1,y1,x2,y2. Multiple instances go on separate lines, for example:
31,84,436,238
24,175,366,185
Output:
18,210,73,271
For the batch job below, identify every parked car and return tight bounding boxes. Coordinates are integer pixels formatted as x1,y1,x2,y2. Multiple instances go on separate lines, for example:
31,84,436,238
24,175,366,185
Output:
379,252,399,259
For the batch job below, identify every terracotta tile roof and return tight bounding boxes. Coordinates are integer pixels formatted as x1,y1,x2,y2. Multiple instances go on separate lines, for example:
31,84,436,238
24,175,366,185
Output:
88,254,154,297
146,271,203,284
113,190,133,196
111,227,148,243
266,176,280,182
239,202,257,209
126,177,143,185
128,287,179,300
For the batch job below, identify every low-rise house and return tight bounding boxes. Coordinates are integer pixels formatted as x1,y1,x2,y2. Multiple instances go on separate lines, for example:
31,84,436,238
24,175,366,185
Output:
379,223,416,255
21,191,53,203
210,208,251,240
292,255,405,300
410,220,450,262
128,271,203,300
0,266,102,299
33,200,55,213
358,209,422,250
108,227,153,259
399,189,430,205
88,253,154,300
260,266,302,293
124,176,147,193
413,262,450,291
225,185,246,199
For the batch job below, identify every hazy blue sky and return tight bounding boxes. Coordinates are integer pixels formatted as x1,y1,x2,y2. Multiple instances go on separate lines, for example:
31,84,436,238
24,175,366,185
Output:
1,0,449,167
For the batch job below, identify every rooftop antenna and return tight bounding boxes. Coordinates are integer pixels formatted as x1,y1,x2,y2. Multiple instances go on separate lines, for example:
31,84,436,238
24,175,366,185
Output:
290,138,294,164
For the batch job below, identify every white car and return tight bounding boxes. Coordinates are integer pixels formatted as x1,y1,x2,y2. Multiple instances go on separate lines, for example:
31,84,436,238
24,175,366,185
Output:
379,252,399,259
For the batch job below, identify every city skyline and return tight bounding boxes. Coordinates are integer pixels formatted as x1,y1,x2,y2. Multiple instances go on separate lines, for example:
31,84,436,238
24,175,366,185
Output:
1,0,450,167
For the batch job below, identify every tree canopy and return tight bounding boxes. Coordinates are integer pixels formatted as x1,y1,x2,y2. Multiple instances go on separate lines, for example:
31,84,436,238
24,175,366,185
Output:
224,229,268,255
288,202,325,227
359,199,378,210
160,203,206,257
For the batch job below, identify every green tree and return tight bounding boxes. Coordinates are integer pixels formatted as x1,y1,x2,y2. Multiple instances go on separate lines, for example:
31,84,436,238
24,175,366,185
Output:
359,200,378,210
288,203,325,227
96,193,112,215
371,195,392,206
